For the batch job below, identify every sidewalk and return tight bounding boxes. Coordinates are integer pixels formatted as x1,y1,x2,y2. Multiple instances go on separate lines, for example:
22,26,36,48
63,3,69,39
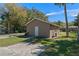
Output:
0,33,25,39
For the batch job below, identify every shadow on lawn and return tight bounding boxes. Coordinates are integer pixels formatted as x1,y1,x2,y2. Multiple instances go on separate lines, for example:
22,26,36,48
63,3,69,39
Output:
16,35,26,38
16,35,45,44
17,35,79,56
39,39,79,56
21,37,47,55
22,37,79,56
22,37,49,44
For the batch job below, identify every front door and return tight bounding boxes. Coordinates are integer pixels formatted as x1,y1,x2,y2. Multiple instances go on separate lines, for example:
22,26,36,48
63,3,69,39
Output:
35,26,39,36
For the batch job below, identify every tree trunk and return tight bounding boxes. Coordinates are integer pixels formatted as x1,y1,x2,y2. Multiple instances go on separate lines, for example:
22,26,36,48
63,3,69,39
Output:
77,19,79,41
7,22,10,34
13,25,16,33
64,4,69,37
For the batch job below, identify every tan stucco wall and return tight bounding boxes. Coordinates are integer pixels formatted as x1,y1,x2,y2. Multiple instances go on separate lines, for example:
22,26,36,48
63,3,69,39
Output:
26,20,50,37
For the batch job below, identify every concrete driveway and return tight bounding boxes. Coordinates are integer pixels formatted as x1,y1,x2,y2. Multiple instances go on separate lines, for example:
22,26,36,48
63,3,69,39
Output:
0,33,24,39
0,42,44,56
0,35,9,39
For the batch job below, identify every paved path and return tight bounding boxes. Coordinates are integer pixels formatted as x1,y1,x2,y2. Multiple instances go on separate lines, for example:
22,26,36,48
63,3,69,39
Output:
0,33,24,39
0,43,44,56
0,35,9,39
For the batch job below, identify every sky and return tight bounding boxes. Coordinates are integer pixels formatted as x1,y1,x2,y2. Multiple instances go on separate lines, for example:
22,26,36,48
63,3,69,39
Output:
0,3,79,22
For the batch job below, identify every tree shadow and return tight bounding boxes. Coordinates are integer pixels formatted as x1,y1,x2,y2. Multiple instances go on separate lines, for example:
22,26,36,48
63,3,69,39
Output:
17,35,79,56
39,39,79,56
21,37,49,55
16,35,27,38
22,37,48,44
31,45,46,55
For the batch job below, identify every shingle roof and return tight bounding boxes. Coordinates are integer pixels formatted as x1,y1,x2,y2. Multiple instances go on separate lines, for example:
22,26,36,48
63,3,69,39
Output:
26,18,60,28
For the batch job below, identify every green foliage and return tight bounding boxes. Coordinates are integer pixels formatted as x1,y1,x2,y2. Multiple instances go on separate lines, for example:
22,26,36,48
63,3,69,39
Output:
51,20,65,27
23,32,77,56
40,40,79,56
1,3,48,33
68,21,75,26
54,3,65,8
31,8,48,21
73,14,79,26
4,4,28,33
38,32,77,56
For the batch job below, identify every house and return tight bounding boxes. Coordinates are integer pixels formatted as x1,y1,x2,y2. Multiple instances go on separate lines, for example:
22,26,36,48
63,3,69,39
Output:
0,25,7,34
26,18,60,38
60,26,78,32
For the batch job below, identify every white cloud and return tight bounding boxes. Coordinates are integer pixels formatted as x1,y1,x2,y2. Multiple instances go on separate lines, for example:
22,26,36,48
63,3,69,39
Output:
46,8,79,17
67,9,79,17
46,11,63,16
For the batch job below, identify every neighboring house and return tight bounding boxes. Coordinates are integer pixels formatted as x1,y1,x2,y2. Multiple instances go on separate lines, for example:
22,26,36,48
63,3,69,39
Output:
0,25,6,34
26,18,60,38
60,26,78,31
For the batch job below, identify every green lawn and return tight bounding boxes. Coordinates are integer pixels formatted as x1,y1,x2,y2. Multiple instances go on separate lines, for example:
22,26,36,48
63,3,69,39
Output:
39,32,79,56
26,32,79,56
39,39,79,56
58,32,77,38
55,32,77,40
0,32,79,56
0,37,26,47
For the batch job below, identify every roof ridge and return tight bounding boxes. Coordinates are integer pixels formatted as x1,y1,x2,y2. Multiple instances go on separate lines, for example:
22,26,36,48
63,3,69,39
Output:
26,18,60,28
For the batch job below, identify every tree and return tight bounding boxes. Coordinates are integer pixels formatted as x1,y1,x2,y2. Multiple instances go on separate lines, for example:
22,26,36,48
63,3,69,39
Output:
75,14,79,41
51,20,64,27
26,8,48,21
73,18,78,26
68,21,74,26
1,3,48,33
55,3,69,37
1,10,11,33
2,3,28,33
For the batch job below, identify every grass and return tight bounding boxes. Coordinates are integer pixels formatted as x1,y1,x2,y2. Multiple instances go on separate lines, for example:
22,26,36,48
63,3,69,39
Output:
0,31,78,56
25,31,79,56
25,32,77,44
58,32,77,37
0,37,26,47
39,39,79,56
38,32,79,56
24,32,79,56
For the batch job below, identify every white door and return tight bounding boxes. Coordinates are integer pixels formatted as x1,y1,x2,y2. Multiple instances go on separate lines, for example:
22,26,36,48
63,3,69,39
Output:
35,26,39,36
50,30,53,38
